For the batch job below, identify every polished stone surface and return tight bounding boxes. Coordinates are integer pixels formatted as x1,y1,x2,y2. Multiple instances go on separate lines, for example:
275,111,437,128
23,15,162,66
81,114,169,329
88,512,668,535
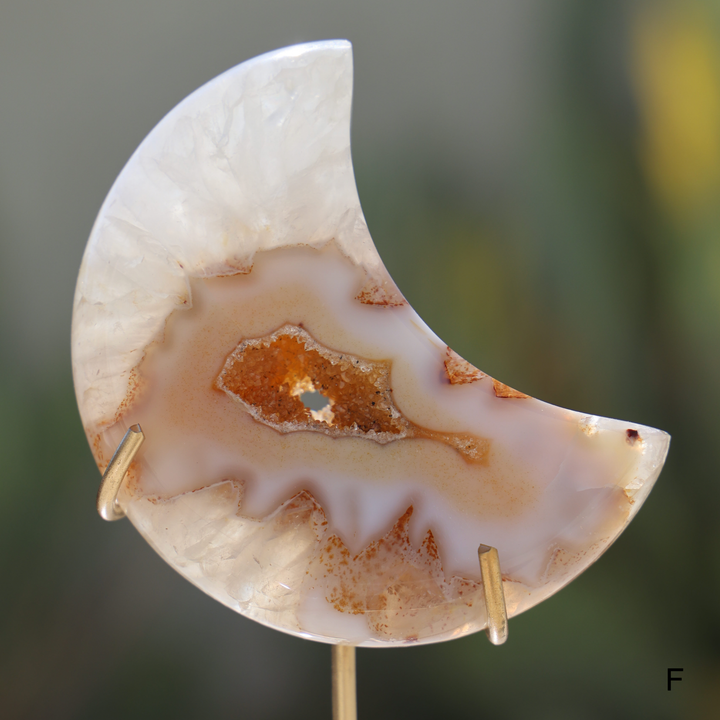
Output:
72,41,669,646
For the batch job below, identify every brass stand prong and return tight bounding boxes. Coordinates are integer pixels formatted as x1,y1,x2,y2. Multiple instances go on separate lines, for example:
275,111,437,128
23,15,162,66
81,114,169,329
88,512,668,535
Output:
332,645,357,720
478,544,508,645
96,424,145,522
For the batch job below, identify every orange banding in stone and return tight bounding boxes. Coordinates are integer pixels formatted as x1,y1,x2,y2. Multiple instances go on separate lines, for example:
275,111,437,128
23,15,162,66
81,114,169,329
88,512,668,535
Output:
216,325,490,463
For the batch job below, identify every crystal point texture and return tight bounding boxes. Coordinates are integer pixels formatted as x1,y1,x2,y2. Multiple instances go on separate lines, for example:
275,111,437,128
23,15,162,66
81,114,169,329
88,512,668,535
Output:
72,40,669,646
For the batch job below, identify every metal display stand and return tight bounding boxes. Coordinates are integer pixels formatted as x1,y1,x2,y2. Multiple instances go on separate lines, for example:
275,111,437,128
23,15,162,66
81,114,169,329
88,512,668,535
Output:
97,425,509,720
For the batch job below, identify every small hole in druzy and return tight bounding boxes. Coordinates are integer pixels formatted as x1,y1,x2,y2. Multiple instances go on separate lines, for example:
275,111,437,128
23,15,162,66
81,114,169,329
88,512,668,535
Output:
301,389,329,412
300,390,334,424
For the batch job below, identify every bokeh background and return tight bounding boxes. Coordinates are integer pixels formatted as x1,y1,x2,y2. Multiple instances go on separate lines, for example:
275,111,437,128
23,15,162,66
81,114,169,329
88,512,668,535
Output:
1,1,719,718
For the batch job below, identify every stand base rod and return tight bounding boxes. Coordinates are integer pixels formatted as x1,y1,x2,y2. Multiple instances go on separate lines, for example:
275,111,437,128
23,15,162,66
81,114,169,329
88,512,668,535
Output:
332,645,357,720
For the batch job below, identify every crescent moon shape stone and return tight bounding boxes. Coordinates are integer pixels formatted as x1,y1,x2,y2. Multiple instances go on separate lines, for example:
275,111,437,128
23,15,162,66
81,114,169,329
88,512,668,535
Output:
72,40,670,646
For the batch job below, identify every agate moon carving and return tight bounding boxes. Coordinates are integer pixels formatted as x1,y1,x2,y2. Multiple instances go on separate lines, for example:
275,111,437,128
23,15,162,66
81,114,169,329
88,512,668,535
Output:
72,40,670,646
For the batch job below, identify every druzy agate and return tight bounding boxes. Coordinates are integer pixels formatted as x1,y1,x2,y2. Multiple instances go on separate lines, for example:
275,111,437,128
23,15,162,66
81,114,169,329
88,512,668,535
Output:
72,41,669,646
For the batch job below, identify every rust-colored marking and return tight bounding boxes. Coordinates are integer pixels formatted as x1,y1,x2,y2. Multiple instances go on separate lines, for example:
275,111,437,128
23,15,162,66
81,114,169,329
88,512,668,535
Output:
91,432,105,470
113,368,142,425
315,505,480,640
444,347,488,385
355,276,407,307
216,325,490,463
200,251,254,277
146,485,487,642
492,379,530,399
626,428,641,446
444,347,530,401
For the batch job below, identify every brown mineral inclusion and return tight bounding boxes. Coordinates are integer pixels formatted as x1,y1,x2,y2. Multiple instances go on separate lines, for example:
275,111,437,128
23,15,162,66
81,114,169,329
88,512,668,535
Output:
216,325,490,463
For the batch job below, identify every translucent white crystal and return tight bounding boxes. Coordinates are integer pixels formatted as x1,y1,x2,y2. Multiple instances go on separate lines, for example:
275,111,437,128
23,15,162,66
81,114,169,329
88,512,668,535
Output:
72,40,669,646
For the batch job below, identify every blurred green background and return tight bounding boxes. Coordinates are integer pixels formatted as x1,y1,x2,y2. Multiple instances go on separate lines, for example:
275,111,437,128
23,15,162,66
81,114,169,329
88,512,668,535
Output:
1,1,718,718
